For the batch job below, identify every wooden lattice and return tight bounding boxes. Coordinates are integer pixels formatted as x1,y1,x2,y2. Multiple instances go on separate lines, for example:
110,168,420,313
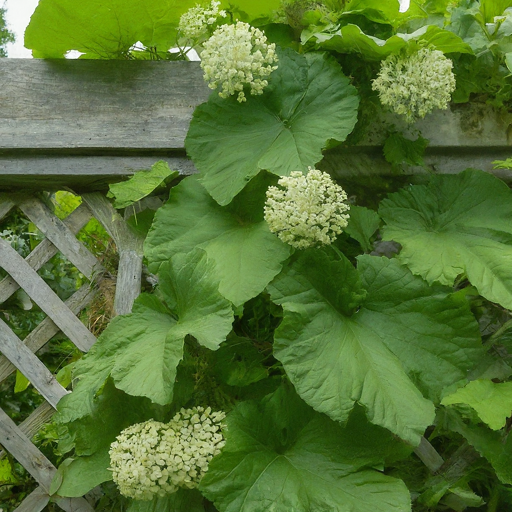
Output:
0,192,144,512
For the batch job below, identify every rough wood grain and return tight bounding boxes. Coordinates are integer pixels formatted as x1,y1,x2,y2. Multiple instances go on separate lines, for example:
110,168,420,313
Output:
0,407,56,488
0,203,92,304
0,402,54,460
0,154,197,192
82,193,144,315
414,437,445,473
0,282,97,384
0,59,210,151
0,194,16,219
13,486,49,512
0,239,97,351
0,319,68,408
18,197,103,279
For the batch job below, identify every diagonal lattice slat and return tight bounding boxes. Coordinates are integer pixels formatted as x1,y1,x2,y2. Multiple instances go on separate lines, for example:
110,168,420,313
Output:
0,238,97,352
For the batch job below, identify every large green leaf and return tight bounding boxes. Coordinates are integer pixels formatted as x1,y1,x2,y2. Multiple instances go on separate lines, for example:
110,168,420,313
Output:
185,48,359,205
144,174,292,306
56,250,233,418
25,0,198,58
127,489,206,512
442,380,512,430
51,452,111,497
200,384,411,512
380,169,512,309
268,249,482,443
304,24,472,60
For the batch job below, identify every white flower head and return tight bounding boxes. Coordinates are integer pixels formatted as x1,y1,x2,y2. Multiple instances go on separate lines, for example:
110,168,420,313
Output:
264,168,350,249
178,1,227,42
109,407,226,501
200,21,278,102
372,47,456,123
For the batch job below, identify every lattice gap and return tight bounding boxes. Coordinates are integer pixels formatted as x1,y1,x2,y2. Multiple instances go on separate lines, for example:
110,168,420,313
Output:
0,192,142,512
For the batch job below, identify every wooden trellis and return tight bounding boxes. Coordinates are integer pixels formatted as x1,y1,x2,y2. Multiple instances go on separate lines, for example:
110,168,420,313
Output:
0,191,146,511
0,57,511,511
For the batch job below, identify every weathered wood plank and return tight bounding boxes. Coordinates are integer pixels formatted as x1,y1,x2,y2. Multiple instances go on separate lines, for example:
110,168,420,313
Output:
0,402,55,461
0,319,68,408
0,407,56,488
0,239,97,351
0,203,92,304
0,282,98,384
0,59,210,151
414,436,445,473
0,194,16,220
115,249,144,315
18,197,102,279
0,154,197,192
13,486,49,512
82,193,144,315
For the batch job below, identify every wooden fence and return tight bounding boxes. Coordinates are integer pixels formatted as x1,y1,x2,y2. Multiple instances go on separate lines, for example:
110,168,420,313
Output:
0,58,511,511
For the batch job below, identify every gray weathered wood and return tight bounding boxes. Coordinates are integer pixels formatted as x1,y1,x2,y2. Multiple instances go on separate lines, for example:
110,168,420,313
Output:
0,203,92,304
13,486,49,512
0,282,98,384
0,319,68,408
0,407,56,488
115,249,144,315
414,436,445,473
0,402,54,460
83,193,144,315
0,155,197,192
18,197,103,279
0,59,209,151
0,239,97,351
0,193,16,219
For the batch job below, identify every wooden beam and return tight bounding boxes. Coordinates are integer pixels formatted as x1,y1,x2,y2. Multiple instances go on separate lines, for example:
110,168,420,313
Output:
0,59,209,151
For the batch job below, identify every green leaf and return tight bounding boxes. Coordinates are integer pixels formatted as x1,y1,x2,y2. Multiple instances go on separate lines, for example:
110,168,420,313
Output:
480,0,512,23
25,0,199,58
51,451,112,497
268,249,482,443
445,410,512,485
304,24,472,60
185,48,359,205
0,458,17,485
344,205,381,252
442,379,512,430
213,334,268,386
144,174,292,306
127,489,206,512
383,133,429,167
380,169,512,310
156,251,234,353
14,370,30,393
56,251,233,418
343,0,401,25
200,384,412,512
108,161,178,209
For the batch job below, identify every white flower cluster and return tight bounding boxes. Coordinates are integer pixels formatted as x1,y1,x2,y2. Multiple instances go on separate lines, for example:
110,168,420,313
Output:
201,21,278,102
372,47,456,123
178,1,227,42
109,407,225,501
264,168,350,249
